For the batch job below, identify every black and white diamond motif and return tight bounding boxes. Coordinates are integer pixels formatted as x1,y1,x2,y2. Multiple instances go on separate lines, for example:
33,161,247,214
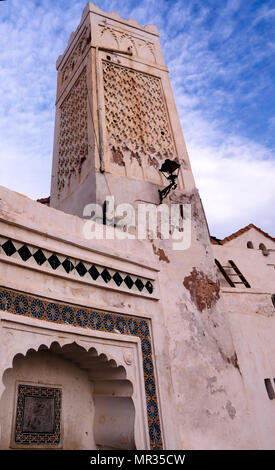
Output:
145,281,153,294
18,244,32,262
89,265,100,280
33,249,47,266
2,239,16,257
0,237,154,295
62,259,74,273
48,254,61,270
113,272,123,286
101,268,111,283
124,275,134,289
135,278,144,292
75,262,87,277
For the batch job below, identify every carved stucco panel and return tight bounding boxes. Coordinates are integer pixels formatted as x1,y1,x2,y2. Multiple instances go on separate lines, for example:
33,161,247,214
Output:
61,26,91,87
99,26,155,63
102,61,176,183
57,68,88,198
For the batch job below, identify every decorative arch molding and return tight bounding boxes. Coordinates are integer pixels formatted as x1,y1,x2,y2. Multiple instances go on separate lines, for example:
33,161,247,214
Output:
99,25,156,64
0,285,162,449
1,338,129,384
100,26,119,50
119,32,138,56
1,339,136,449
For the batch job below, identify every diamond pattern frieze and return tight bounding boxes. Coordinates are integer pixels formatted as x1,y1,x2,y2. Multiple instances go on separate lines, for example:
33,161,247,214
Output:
62,258,74,274
18,245,32,262
88,265,100,281
33,248,47,266
2,239,17,257
0,236,155,296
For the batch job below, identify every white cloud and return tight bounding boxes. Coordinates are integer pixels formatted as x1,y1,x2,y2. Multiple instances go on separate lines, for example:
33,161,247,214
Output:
0,0,274,239
174,81,275,238
252,7,275,26
184,117,275,238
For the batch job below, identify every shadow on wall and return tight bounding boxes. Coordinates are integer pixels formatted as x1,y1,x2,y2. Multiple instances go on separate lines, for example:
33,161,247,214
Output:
0,342,135,450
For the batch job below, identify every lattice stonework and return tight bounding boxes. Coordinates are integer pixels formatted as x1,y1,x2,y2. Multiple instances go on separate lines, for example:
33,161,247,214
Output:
0,287,162,449
57,67,88,196
102,61,176,172
61,26,90,86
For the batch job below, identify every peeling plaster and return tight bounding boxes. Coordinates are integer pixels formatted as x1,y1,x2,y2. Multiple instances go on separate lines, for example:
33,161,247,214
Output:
218,347,242,375
205,409,221,418
151,242,170,263
183,267,220,312
226,400,236,420
148,155,159,170
206,376,226,395
170,189,210,249
130,151,142,167
111,146,125,166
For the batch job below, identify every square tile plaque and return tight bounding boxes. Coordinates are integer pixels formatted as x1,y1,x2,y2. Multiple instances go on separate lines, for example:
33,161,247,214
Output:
14,384,62,446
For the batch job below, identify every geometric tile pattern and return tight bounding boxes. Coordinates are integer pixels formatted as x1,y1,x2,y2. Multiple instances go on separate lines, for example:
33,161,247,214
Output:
0,237,154,295
0,286,162,450
14,384,61,446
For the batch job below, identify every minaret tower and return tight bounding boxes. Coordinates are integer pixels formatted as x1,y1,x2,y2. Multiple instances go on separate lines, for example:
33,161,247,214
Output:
50,2,194,216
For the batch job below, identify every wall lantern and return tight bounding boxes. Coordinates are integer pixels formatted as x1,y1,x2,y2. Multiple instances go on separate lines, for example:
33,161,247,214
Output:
158,159,180,204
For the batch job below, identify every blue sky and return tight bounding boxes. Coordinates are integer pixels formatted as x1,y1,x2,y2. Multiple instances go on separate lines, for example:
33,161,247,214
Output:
0,0,274,238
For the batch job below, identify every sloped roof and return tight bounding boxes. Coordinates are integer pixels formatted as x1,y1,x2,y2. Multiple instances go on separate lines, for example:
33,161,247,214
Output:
37,196,50,205
210,223,275,245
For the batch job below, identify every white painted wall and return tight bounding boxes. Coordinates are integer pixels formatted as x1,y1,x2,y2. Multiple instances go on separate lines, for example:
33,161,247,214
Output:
0,350,96,450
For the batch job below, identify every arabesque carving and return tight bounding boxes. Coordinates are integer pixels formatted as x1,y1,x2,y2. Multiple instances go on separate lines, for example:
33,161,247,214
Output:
57,68,88,197
100,25,155,62
102,61,176,173
61,26,90,85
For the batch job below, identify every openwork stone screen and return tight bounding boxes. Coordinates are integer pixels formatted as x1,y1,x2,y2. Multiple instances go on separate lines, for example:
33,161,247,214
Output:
57,67,88,197
102,61,176,173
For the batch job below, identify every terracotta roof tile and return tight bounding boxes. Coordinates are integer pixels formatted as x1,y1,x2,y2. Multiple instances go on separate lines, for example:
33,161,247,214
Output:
37,196,50,205
210,236,222,245
211,223,275,245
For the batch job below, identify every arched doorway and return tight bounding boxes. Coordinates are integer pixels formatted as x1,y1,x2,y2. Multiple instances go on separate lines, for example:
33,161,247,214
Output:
0,341,135,449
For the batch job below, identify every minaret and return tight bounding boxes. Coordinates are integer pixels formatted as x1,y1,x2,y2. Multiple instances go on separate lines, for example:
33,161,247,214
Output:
50,2,195,216
0,3,255,451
